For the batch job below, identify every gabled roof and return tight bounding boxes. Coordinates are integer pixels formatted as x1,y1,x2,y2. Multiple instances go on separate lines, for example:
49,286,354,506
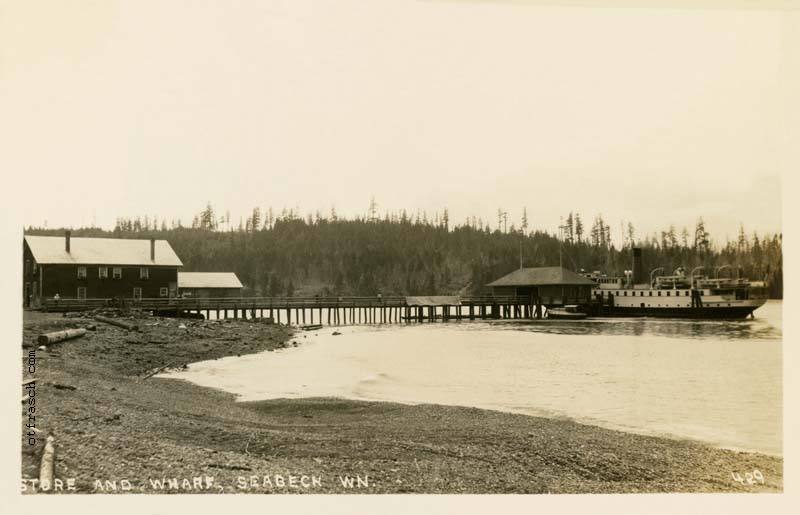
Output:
406,296,461,306
24,235,183,267
178,272,243,289
487,267,596,287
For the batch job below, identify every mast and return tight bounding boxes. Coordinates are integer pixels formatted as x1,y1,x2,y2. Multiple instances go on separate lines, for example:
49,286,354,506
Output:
558,216,564,268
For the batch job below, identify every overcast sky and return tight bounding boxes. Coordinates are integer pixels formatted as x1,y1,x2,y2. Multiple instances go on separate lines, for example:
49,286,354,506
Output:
3,1,793,245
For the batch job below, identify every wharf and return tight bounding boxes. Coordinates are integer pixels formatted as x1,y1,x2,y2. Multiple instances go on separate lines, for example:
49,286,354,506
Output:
39,295,594,324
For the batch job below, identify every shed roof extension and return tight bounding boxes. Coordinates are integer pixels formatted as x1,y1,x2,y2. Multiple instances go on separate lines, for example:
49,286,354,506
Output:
178,272,243,289
487,267,596,287
24,235,183,267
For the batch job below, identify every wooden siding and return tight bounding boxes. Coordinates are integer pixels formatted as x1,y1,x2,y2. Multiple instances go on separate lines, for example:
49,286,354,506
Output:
490,284,593,305
23,241,40,306
37,264,178,300
179,287,242,298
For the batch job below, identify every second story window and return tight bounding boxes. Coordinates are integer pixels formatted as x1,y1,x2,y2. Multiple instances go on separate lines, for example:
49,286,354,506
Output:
99,267,109,279
112,267,122,279
77,267,87,279
140,267,149,280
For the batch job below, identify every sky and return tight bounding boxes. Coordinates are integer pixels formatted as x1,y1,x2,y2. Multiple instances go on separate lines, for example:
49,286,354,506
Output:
2,0,794,245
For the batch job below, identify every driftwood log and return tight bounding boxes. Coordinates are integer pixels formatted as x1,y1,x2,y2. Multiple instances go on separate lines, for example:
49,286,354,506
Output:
39,435,55,490
141,362,175,380
36,328,87,345
94,316,139,332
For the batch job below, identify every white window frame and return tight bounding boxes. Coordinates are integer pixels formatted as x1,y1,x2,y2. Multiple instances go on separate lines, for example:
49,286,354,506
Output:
159,287,168,297
77,267,87,279
98,267,109,279
140,267,149,280
133,287,142,300
77,287,87,300
112,267,122,279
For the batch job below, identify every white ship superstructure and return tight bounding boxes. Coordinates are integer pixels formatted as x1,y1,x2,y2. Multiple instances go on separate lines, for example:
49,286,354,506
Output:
584,248,768,319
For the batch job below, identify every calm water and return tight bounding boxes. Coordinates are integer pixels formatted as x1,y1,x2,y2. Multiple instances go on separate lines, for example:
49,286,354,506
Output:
164,300,783,455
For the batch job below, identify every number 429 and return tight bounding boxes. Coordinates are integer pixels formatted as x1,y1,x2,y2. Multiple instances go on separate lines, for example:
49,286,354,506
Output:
731,470,764,485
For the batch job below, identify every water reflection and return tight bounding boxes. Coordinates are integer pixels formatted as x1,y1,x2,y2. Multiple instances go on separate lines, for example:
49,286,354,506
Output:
494,316,781,341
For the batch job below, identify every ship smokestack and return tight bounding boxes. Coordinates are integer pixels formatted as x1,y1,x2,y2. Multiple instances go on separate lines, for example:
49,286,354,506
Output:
150,238,155,261
632,247,644,285
65,230,71,253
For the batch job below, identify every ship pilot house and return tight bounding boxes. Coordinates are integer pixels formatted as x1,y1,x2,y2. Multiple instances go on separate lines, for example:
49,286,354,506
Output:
23,232,183,307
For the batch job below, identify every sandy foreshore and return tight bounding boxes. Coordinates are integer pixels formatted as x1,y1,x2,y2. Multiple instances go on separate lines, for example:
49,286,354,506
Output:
21,311,782,494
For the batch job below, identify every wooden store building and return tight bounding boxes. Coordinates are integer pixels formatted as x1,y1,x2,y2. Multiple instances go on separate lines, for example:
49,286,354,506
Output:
23,232,183,307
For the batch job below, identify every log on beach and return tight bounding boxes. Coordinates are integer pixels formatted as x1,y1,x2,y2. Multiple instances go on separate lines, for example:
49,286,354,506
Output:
39,436,55,491
94,316,139,332
36,328,87,346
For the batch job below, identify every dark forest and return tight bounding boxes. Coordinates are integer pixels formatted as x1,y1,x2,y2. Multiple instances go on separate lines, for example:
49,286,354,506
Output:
25,203,783,298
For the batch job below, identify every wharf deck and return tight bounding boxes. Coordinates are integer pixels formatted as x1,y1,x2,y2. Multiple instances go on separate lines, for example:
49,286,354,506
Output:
39,295,593,324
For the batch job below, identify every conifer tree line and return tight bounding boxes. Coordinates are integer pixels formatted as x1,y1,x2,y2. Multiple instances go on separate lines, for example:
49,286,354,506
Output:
25,202,783,298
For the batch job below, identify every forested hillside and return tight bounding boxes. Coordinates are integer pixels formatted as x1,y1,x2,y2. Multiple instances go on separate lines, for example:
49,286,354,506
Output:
25,204,783,298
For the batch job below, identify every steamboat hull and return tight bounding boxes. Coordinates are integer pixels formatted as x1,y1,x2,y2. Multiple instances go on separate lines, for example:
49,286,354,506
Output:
599,306,756,319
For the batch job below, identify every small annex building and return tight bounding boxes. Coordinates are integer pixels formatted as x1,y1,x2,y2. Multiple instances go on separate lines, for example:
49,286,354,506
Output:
178,272,243,298
23,232,183,307
486,267,596,305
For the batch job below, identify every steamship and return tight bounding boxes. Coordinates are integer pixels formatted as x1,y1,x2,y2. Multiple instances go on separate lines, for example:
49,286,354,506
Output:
584,249,768,319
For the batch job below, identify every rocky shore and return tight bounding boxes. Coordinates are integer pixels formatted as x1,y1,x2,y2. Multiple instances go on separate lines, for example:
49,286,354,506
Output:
21,311,782,494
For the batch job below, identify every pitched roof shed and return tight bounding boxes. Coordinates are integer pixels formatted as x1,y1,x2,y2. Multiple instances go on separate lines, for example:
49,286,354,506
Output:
486,267,596,287
178,272,243,289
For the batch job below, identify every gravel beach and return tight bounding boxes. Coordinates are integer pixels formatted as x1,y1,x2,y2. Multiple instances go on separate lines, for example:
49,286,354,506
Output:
20,311,782,494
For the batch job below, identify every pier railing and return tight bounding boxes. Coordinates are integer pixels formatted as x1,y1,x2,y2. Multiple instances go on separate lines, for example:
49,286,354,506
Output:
41,294,544,312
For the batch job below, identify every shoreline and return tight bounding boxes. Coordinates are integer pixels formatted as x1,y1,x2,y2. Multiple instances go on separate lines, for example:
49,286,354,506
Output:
21,311,783,494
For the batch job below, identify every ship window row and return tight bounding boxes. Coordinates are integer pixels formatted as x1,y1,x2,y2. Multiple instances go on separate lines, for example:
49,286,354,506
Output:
604,290,698,297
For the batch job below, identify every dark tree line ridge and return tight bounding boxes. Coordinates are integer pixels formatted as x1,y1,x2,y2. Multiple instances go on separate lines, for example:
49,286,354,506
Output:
25,204,783,299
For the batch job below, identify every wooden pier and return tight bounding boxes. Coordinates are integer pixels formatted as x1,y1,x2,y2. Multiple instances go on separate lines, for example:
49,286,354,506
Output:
39,295,594,325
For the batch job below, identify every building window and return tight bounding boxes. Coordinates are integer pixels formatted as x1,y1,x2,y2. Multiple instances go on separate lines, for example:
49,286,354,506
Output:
77,287,87,300
657,291,661,296
685,291,690,296
140,267,149,280
113,267,122,279
624,291,627,296
159,287,168,297
133,287,142,300
77,267,87,279
640,291,644,297
666,291,670,296
99,267,109,279
32,262,38,275
649,291,652,296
